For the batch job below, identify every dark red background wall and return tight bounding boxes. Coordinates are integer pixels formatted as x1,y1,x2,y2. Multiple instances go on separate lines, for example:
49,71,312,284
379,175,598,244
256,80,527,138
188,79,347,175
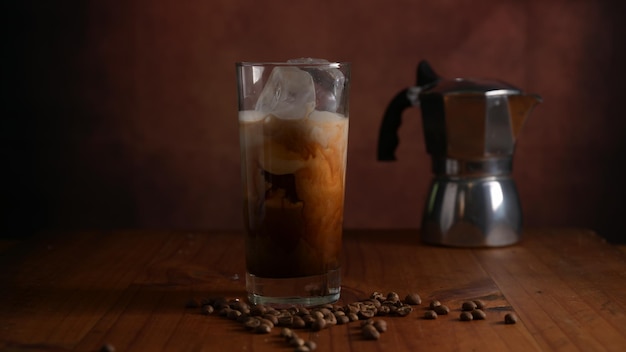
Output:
3,0,626,243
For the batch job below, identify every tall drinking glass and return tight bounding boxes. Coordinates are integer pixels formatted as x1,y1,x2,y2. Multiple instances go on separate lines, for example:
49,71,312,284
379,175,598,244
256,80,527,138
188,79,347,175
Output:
236,60,350,307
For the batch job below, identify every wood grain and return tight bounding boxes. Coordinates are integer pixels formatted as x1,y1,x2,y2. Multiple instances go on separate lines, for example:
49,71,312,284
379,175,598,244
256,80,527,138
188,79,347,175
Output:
1,229,625,351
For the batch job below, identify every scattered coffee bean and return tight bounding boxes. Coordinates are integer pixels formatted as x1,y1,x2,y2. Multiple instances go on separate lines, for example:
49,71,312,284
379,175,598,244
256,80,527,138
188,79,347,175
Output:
459,311,473,321
227,309,242,320
337,315,350,325
504,313,518,324
429,300,441,309
250,304,267,316
358,308,376,319
360,318,374,327
473,300,486,309
370,292,385,301
259,318,275,329
278,314,294,326
377,305,390,315
243,317,261,330
289,337,305,347
373,319,388,333
433,305,450,315
395,305,413,317
263,314,279,326
255,323,272,334
325,313,337,326
231,300,250,314
218,307,231,317
200,304,214,315
294,346,310,352
362,324,380,340
281,327,295,339
304,340,317,351
386,292,400,303
100,343,116,352
471,309,487,320
205,297,226,310
292,316,307,328
424,310,438,320
405,293,422,305
461,301,477,311
311,317,326,331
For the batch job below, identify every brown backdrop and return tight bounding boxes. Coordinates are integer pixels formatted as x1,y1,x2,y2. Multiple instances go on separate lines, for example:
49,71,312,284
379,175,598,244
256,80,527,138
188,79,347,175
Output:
3,0,626,243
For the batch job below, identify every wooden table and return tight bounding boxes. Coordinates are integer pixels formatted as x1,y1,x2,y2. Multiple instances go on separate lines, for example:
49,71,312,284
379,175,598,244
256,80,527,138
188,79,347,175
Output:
1,229,625,351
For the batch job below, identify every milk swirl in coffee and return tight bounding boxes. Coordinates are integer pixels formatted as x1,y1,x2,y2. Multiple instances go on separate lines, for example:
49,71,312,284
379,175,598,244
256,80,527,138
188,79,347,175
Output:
239,109,348,278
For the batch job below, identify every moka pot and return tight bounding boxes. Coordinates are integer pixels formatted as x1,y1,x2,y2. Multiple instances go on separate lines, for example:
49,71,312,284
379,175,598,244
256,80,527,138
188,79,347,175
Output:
378,61,541,247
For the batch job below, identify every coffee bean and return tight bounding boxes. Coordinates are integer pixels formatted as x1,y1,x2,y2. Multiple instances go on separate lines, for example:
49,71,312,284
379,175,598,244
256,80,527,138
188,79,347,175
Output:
360,318,373,327
100,344,116,352
243,317,261,330
459,311,473,321
429,300,441,309
395,305,413,317
377,305,390,316
473,300,486,309
348,312,359,322
304,340,317,351
433,305,449,315
364,299,382,309
386,292,400,303
337,315,350,325
212,298,229,310
311,317,326,331
358,308,376,319
218,307,231,317
504,313,518,324
312,310,324,320
227,309,242,320
471,309,486,320
405,293,422,305
289,337,305,347
302,314,315,327
370,292,385,301
250,304,267,316
255,323,272,334
297,307,310,316
292,316,306,329
200,304,214,315
281,327,295,339
278,313,294,326
262,314,278,326
231,300,250,314
373,319,387,333
362,324,380,340
461,301,477,311
236,314,250,324
294,346,310,352
424,310,438,320
259,318,275,328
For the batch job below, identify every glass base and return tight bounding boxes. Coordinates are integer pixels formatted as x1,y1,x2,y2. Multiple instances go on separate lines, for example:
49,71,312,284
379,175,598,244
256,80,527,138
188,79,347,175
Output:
246,269,340,308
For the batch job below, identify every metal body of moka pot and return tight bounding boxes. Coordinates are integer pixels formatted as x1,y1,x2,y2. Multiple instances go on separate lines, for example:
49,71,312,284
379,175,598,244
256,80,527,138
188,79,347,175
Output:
378,61,541,247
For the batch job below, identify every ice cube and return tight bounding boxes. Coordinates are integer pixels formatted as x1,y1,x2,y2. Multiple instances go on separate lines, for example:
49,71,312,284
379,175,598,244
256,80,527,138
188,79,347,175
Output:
255,66,316,120
260,141,307,175
288,58,345,113
239,110,266,123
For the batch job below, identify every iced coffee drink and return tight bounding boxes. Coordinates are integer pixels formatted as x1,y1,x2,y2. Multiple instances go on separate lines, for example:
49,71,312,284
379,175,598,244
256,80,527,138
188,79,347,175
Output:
236,60,350,306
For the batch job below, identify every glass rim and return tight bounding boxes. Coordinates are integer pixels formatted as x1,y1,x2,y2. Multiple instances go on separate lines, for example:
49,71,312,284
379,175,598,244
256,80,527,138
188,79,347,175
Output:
236,61,350,69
